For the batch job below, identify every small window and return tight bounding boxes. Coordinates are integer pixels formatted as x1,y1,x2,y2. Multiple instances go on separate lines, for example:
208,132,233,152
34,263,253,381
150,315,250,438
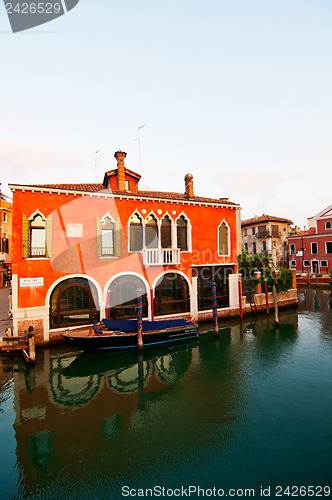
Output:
325,221,331,230
283,227,286,232
262,241,267,253
125,179,130,191
321,260,328,267
311,242,318,255
253,242,257,254
289,243,295,255
244,228,247,236
290,260,296,267
102,217,115,256
129,213,143,252
218,221,229,256
326,242,332,254
303,260,310,267
30,214,46,257
252,227,256,235
177,215,188,252
3,212,7,223
244,242,248,252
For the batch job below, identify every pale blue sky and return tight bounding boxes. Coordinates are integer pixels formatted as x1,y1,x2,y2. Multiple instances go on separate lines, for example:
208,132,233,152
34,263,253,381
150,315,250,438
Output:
1,0,331,227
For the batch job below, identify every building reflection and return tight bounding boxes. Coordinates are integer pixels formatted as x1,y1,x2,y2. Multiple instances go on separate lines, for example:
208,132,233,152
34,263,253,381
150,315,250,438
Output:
1,308,308,496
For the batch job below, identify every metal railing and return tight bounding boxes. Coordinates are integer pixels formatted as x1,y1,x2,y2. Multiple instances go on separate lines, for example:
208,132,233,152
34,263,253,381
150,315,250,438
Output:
143,248,180,266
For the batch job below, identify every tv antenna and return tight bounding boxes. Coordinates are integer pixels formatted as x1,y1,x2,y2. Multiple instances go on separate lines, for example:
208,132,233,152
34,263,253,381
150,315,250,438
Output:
94,150,99,182
135,124,146,172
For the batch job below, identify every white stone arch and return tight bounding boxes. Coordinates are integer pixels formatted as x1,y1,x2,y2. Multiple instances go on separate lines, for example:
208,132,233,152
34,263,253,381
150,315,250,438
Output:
45,274,103,309
28,208,47,221
152,270,192,317
218,219,231,257
100,212,116,223
104,271,152,320
128,210,144,252
175,211,192,252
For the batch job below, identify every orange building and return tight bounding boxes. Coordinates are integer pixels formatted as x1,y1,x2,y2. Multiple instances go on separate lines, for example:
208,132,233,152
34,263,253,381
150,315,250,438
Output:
0,191,13,286
9,151,241,344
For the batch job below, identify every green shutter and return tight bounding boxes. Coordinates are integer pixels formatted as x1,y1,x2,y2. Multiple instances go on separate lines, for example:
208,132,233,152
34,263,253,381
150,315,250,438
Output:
22,214,29,258
46,214,52,258
114,217,121,257
96,217,102,257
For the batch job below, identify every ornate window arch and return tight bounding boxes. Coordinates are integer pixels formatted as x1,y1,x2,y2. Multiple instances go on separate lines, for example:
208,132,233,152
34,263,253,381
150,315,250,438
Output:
161,213,173,249
128,212,144,252
22,209,52,258
218,220,230,257
176,213,191,252
145,212,159,249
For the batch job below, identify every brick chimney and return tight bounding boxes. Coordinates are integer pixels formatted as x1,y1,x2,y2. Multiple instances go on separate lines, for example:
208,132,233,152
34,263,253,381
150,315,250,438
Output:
185,173,194,198
114,150,127,192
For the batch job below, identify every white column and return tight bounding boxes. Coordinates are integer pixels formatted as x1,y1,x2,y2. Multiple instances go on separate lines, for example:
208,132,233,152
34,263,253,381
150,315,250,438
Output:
190,276,198,319
99,298,106,319
229,273,241,309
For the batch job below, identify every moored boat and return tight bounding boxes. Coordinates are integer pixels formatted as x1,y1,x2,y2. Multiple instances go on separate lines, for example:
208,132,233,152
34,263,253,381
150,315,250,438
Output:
61,318,199,350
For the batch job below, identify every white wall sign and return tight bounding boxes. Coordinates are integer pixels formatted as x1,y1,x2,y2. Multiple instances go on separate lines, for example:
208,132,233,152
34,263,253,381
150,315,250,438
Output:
66,223,83,238
20,277,44,288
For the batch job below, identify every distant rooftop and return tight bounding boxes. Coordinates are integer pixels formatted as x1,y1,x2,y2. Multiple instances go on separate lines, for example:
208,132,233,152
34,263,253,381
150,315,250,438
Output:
242,214,293,226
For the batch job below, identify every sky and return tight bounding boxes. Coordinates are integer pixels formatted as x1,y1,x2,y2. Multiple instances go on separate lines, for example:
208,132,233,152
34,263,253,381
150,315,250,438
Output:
1,0,331,228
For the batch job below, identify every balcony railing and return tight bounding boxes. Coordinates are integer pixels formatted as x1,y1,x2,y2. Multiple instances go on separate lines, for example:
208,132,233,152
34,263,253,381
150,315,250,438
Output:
256,230,280,238
30,247,46,257
143,248,180,267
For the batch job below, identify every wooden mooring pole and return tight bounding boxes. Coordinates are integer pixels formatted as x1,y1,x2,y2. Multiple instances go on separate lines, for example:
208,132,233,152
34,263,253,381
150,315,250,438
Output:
211,281,219,337
238,278,243,320
264,279,269,315
137,288,143,351
272,285,279,327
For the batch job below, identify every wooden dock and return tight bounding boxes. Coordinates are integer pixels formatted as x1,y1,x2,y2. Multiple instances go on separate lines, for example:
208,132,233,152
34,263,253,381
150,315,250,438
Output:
0,327,36,365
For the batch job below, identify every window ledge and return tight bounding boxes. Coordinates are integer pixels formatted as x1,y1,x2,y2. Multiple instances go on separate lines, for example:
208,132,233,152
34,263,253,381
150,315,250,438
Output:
25,257,49,261
99,256,118,259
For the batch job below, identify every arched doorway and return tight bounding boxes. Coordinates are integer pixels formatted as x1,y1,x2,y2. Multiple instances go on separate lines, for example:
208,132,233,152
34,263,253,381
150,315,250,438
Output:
154,273,190,316
106,275,148,320
50,278,99,329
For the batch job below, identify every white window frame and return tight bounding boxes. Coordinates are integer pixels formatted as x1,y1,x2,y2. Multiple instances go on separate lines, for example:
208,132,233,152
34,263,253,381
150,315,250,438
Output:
303,260,310,267
101,213,116,256
289,243,295,255
175,212,192,253
311,260,319,273
290,260,296,268
311,242,318,255
325,221,331,230
218,219,231,257
320,260,328,267
326,241,332,254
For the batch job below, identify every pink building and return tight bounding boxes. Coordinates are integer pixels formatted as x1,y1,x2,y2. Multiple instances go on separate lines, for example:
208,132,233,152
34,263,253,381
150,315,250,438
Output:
288,204,332,274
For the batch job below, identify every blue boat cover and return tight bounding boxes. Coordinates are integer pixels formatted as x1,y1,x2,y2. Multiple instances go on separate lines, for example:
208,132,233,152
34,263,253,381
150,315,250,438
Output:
102,318,194,333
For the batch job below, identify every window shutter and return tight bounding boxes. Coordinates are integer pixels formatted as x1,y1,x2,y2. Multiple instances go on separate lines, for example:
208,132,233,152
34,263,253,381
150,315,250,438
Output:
96,217,102,257
46,214,52,258
114,217,121,257
22,214,29,258
5,239,9,254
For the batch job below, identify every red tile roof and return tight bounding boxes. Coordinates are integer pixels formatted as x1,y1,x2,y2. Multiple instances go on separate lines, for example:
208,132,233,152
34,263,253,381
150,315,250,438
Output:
18,183,237,205
242,214,293,226
288,227,316,238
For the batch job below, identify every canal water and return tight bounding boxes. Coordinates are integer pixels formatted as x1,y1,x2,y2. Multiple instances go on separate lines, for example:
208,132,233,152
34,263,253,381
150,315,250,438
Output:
1,289,331,499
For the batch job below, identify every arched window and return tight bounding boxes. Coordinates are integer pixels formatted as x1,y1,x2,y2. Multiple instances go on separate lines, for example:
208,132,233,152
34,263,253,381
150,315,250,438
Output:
101,216,115,256
30,213,46,257
129,213,143,252
161,215,172,248
145,214,158,249
50,278,99,329
154,273,190,315
106,275,148,319
176,215,188,251
218,221,229,256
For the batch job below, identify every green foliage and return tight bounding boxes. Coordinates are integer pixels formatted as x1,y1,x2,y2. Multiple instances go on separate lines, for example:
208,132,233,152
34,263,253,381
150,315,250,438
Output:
238,251,293,293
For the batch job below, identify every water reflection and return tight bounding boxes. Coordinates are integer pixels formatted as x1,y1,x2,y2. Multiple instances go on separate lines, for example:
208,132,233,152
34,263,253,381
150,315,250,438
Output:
1,294,331,499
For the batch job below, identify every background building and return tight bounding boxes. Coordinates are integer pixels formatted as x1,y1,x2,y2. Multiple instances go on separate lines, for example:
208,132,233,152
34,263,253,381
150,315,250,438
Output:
9,151,242,344
241,214,293,266
0,190,12,287
288,204,332,275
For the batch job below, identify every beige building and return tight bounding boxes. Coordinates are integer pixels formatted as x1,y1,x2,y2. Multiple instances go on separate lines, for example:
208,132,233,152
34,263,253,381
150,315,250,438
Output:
241,214,293,266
